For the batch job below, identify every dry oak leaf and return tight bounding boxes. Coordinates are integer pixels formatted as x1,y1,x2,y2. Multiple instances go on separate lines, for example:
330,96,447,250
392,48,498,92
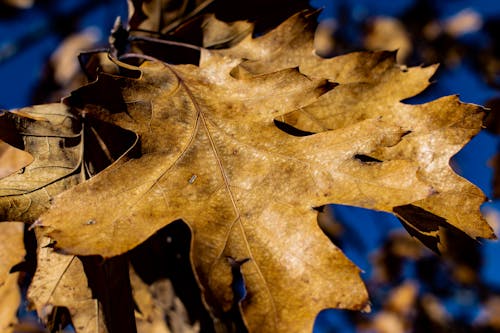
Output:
200,14,253,49
0,103,137,224
0,139,33,180
0,106,133,332
0,222,25,333
0,273,22,333
216,10,495,250
0,105,81,223
0,222,25,286
27,235,107,333
127,0,214,34
35,46,438,333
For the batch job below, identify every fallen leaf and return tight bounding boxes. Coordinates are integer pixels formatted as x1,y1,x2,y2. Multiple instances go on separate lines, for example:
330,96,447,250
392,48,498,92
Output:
36,40,447,331
0,139,34,180
216,10,494,249
127,0,214,34
0,273,21,333
27,236,108,333
0,222,25,333
0,8,495,333
0,103,137,223
0,104,82,223
200,14,252,48
0,222,25,285
0,104,137,331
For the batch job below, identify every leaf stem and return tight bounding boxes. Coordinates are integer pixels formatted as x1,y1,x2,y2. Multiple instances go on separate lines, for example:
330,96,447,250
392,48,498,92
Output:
118,53,166,64
128,35,204,52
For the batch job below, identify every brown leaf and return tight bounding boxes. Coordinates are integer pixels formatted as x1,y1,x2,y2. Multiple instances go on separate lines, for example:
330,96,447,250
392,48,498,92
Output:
0,272,21,333
217,10,494,248
27,236,108,333
0,105,136,332
0,222,25,333
0,139,33,180
0,222,25,285
0,103,137,224
1,9,495,333
37,42,448,331
128,0,214,34
200,14,252,48
0,104,81,223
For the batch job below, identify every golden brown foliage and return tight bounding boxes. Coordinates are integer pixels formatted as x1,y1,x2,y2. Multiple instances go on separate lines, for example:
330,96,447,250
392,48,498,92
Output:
0,6,495,333
0,222,25,333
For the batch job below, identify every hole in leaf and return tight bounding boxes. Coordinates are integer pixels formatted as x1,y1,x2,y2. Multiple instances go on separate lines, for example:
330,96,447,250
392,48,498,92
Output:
227,256,250,303
401,130,412,138
273,119,315,136
354,154,382,163
224,256,250,333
